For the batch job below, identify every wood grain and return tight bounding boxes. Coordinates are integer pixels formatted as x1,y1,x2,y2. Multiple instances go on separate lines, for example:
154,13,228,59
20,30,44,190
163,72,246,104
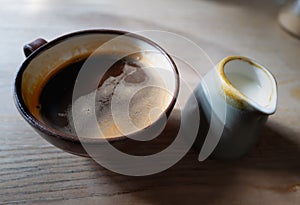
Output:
1,0,300,204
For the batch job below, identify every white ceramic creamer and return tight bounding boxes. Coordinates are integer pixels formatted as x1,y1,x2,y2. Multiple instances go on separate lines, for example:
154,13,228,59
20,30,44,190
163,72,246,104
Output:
183,56,278,160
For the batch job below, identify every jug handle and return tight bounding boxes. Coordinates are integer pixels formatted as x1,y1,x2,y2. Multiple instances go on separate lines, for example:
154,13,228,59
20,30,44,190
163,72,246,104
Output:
23,38,48,57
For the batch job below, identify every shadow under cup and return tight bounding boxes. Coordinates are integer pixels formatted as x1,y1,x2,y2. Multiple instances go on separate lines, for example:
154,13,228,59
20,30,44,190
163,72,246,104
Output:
15,30,179,156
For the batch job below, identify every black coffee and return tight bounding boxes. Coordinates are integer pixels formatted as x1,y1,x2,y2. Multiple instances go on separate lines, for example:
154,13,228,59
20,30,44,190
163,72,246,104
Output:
39,54,171,138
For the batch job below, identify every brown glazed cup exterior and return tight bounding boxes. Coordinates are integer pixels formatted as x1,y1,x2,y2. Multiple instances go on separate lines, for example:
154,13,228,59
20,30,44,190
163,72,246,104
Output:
14,30,179,157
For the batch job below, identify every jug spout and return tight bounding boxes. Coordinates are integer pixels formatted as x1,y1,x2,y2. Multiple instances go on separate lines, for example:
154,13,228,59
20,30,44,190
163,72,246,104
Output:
218,56,277,115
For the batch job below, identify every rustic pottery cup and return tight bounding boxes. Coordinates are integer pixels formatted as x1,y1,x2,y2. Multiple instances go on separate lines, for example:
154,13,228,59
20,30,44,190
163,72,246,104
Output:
14,30,179,157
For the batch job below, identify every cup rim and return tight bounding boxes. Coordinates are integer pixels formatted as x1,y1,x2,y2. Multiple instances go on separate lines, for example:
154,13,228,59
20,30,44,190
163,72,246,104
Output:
218,56,277,114
14,29,179,144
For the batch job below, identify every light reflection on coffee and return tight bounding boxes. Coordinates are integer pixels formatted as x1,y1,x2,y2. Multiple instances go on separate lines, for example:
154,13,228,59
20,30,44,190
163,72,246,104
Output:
39,54,172,138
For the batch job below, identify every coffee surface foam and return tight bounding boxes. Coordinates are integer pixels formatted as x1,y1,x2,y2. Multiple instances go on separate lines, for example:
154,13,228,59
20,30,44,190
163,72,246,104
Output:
67,59,172,138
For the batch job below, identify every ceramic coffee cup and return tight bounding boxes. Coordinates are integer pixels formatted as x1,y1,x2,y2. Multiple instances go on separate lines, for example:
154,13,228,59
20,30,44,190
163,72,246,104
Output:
14,30,179,157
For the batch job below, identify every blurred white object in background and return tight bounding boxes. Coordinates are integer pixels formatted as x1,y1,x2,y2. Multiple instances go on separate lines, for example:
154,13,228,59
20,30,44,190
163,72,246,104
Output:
279,0,300,37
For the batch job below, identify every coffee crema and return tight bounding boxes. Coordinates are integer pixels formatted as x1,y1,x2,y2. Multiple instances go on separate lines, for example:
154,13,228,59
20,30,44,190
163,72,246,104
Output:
38,54,172,138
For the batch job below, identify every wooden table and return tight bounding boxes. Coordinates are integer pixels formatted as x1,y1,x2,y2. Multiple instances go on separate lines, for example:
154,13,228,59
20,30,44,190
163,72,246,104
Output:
1,0,300,204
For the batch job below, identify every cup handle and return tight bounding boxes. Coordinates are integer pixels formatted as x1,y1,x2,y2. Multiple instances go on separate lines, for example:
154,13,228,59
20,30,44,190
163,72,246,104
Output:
23,38,48,57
